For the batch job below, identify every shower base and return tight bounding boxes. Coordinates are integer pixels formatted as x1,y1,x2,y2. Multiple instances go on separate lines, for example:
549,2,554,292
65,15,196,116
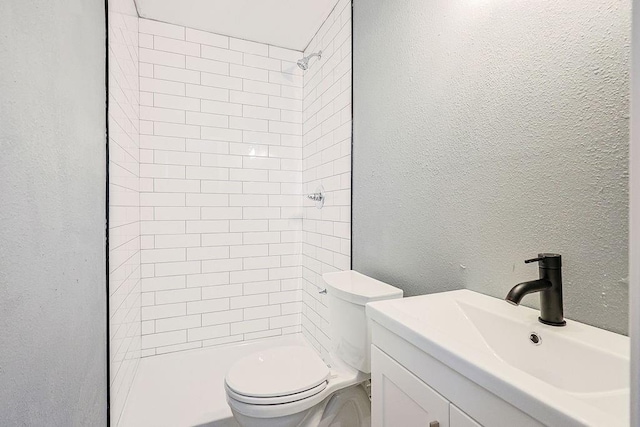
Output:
118,333,311,427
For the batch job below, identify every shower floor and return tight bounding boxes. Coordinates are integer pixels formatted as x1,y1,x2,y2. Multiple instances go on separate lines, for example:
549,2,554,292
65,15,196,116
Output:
118,333,311,427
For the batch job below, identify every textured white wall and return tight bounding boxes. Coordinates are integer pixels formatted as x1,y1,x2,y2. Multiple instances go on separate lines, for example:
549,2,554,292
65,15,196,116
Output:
353,0,630,333
108,0,141,423
0,0,107,424
302,0,352,359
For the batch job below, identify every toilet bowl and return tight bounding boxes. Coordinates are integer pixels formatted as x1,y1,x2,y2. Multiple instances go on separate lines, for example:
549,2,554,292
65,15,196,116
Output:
224,271,403,427
225,345,371,427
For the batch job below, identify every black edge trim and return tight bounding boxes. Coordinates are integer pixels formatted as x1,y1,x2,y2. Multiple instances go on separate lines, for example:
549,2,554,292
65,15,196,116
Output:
104,0,111,424
350,0,354,270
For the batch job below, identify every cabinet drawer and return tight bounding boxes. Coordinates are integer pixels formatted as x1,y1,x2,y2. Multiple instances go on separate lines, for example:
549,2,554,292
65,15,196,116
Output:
372,345,450,427
451,404,481,427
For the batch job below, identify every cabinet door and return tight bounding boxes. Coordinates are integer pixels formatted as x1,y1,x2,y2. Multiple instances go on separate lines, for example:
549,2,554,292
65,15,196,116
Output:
372,345,449,427
451,404,482,427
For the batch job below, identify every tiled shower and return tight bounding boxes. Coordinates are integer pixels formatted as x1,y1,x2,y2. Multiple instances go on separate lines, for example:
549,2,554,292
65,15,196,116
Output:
136,18,306,356
107,0,352,423
301,0,352,359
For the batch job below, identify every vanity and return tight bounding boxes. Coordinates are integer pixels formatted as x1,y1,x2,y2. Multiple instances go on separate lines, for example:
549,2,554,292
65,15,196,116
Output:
366,290,630,427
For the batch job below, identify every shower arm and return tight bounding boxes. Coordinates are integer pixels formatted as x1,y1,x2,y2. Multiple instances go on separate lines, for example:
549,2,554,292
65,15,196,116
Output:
297,50,323,70
307,51,322,61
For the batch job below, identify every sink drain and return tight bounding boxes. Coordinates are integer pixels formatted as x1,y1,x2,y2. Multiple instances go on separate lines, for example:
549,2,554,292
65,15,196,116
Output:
529,332,542,345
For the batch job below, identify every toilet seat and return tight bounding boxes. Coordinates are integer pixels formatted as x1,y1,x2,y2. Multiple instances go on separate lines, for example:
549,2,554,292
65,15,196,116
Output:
226,350,369,421
226,380,327,405
225,345,330,404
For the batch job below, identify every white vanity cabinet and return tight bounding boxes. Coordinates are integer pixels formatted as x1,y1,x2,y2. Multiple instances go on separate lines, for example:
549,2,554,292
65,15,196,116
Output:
372,346,479,427
370,322,544,427
367,290,627,427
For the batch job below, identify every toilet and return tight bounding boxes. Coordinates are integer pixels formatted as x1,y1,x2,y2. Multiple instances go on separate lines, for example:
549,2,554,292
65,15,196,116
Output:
224,270,403,427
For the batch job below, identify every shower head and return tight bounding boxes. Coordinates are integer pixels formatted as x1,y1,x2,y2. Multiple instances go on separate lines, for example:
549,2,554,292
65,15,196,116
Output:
297,51,322,71
296,58,309,71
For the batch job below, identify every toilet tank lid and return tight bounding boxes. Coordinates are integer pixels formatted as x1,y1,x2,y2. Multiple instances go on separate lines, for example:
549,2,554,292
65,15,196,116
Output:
322,270,403,306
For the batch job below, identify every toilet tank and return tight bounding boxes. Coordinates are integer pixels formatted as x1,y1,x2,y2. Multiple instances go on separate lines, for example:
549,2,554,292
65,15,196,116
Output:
322,270,403,373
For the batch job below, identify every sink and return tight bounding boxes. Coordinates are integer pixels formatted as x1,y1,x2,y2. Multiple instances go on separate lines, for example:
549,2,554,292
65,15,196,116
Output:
457,301,627,393
366,290,630,426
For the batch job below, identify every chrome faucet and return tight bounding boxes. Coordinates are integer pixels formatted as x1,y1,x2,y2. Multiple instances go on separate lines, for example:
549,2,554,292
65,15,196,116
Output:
505,253,566,326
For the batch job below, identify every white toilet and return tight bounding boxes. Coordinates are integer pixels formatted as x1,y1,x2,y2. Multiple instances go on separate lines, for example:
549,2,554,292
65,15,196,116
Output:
224,270,403,427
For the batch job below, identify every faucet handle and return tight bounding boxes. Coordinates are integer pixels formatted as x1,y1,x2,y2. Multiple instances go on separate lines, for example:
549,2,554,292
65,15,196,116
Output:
524,253,562,269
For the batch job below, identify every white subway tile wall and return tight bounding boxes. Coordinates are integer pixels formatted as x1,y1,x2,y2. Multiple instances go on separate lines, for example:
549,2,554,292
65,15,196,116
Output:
301,0,353,359
108,0,141,423
137,19,307,355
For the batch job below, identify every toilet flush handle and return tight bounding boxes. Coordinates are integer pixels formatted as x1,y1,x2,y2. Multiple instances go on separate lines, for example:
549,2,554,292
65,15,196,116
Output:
319,289,327,295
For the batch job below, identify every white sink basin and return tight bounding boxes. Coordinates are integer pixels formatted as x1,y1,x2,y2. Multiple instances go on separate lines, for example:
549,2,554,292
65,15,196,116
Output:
367,290,630,426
